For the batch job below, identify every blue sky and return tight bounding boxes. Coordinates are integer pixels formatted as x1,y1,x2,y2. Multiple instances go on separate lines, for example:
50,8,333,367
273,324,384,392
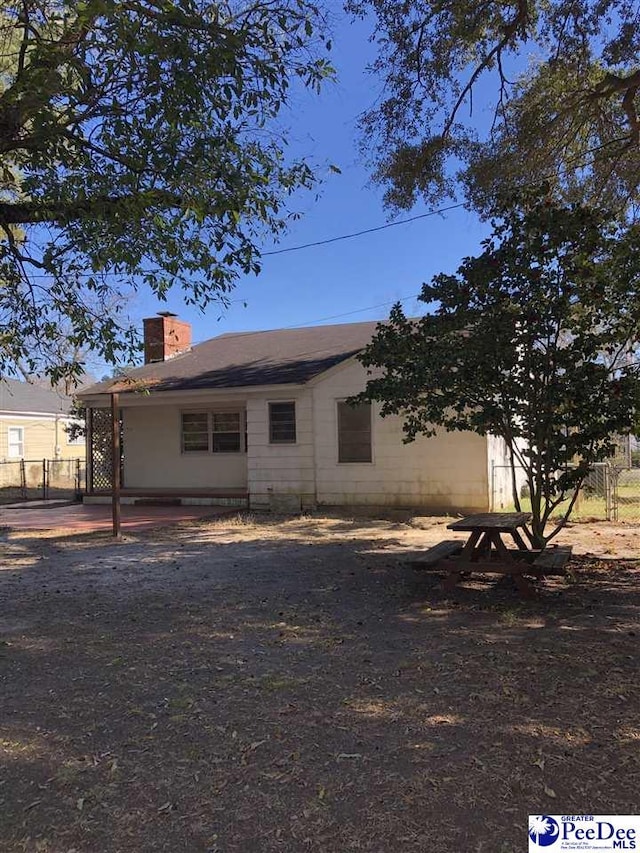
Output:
131,7,492,349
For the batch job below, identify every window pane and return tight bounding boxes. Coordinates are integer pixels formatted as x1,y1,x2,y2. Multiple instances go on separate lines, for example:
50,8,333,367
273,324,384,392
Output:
213,433,241,453
269,402,296,443
182,412,209,452
211,411,241,453
8,427,24,458
338,402,372,463
182,413,208,430
212,412,240,432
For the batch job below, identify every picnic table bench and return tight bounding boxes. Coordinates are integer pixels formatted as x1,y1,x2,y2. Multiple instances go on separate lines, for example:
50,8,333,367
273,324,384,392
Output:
414,512,572,598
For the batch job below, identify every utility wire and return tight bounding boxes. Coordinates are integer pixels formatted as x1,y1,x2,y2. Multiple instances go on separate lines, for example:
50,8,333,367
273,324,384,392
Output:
192,291,425,343
17,202,466,278
281,293,423,328
261,203,465,256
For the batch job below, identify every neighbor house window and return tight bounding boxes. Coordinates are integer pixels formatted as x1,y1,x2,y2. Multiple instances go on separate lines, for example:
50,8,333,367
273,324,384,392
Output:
181,412,210,452
181,411,243,453
212,412,241,453
269,402,296,443
338,401,372,463
7,426,24,459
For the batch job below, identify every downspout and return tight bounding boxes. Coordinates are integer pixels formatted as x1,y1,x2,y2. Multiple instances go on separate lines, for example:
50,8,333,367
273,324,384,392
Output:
310,385,318,509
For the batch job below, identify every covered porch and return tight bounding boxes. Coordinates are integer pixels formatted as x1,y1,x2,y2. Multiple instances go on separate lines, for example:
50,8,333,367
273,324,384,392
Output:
84,393,250,504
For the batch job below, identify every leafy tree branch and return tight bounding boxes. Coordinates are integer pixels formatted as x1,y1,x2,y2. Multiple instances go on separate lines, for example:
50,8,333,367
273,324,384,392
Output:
0,0,334,383
356,190,640,547
347,0,640,216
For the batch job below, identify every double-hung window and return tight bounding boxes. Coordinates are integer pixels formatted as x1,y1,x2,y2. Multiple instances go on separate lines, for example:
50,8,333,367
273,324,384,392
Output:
7,426,24,459
269,402,296,443
181,411,242,453
337,401,372,463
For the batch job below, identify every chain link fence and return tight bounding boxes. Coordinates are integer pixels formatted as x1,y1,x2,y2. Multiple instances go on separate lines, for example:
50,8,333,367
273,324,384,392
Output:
0,458,85,505
491,461,632,521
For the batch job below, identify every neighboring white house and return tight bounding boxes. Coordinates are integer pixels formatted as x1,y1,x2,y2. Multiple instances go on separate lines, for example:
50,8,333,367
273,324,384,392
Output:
77,313,517,512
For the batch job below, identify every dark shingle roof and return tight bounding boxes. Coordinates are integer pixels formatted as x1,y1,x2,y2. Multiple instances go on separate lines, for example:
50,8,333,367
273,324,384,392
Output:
80,320,381,396
0,378,73,414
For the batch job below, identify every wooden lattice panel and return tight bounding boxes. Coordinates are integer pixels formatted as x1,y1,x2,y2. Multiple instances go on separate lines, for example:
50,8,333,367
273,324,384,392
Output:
90,408,114,491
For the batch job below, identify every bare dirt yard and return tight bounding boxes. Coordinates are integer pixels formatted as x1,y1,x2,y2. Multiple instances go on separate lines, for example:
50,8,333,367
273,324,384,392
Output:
1,512,639,852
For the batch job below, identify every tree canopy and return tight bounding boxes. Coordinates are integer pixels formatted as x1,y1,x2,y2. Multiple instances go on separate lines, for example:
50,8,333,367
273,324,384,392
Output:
0,0,332,383
357,192,640,546
347,0,640,216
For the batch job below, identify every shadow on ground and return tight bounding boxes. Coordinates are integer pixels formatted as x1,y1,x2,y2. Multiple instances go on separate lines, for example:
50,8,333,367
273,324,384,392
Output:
0,517,639,852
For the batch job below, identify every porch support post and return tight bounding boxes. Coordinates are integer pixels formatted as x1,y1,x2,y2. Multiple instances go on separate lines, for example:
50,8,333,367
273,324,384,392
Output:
111,392,121,538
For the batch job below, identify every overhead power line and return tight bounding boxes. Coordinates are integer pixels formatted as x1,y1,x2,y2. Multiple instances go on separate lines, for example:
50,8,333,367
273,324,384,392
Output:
282,293,423,328
18,201,466,279
261,203,466,256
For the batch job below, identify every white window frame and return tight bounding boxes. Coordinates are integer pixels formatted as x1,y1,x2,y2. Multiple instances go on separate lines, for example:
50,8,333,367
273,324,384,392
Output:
180,410,245,454
7,426,25,459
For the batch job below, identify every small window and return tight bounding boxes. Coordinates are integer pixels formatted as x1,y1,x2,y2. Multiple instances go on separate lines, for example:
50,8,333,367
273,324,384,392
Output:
212,412,241,453
182,412,209,452
7,426,24,459
338,401,372,463
269,402,296,443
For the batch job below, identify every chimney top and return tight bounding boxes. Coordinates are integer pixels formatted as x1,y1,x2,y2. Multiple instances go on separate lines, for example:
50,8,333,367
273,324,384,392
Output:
143,314,192,364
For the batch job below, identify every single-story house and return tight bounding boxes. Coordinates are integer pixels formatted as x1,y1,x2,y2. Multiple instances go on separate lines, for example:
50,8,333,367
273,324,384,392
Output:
77,312,517,512
0,378,85,462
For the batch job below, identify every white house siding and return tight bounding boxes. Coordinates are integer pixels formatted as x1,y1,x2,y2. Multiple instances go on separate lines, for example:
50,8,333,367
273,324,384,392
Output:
246,393,315,510
312,360,491,512
121,404,247,490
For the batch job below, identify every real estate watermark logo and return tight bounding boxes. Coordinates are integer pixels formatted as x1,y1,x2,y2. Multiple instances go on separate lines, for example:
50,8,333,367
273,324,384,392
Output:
529,816,560,847
529,816,638,852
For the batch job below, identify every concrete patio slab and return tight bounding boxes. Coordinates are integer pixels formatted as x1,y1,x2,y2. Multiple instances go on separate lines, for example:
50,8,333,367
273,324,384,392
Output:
0,502,231,533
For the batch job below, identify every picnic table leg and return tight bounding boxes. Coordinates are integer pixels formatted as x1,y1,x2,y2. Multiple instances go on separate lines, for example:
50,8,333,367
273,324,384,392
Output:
476,532,492,556
442,529,483,591
460,530,483,559
492,532,538,599
509,529,528,551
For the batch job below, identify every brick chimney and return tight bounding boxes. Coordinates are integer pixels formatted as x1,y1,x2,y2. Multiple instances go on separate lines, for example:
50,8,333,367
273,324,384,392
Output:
143,312,192,364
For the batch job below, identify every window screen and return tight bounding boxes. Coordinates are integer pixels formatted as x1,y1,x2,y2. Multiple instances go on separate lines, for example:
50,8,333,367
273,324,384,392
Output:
338,401,372,463
212,412,241,453
269,402,296,443
181,412,209,452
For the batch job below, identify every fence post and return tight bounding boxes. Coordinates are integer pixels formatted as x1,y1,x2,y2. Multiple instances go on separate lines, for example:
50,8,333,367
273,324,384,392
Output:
20,459,26,499
42,459,46,501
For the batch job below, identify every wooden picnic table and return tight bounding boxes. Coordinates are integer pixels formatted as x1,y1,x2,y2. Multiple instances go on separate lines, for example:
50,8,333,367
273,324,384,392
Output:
415,513,573,598
442,512,543,599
